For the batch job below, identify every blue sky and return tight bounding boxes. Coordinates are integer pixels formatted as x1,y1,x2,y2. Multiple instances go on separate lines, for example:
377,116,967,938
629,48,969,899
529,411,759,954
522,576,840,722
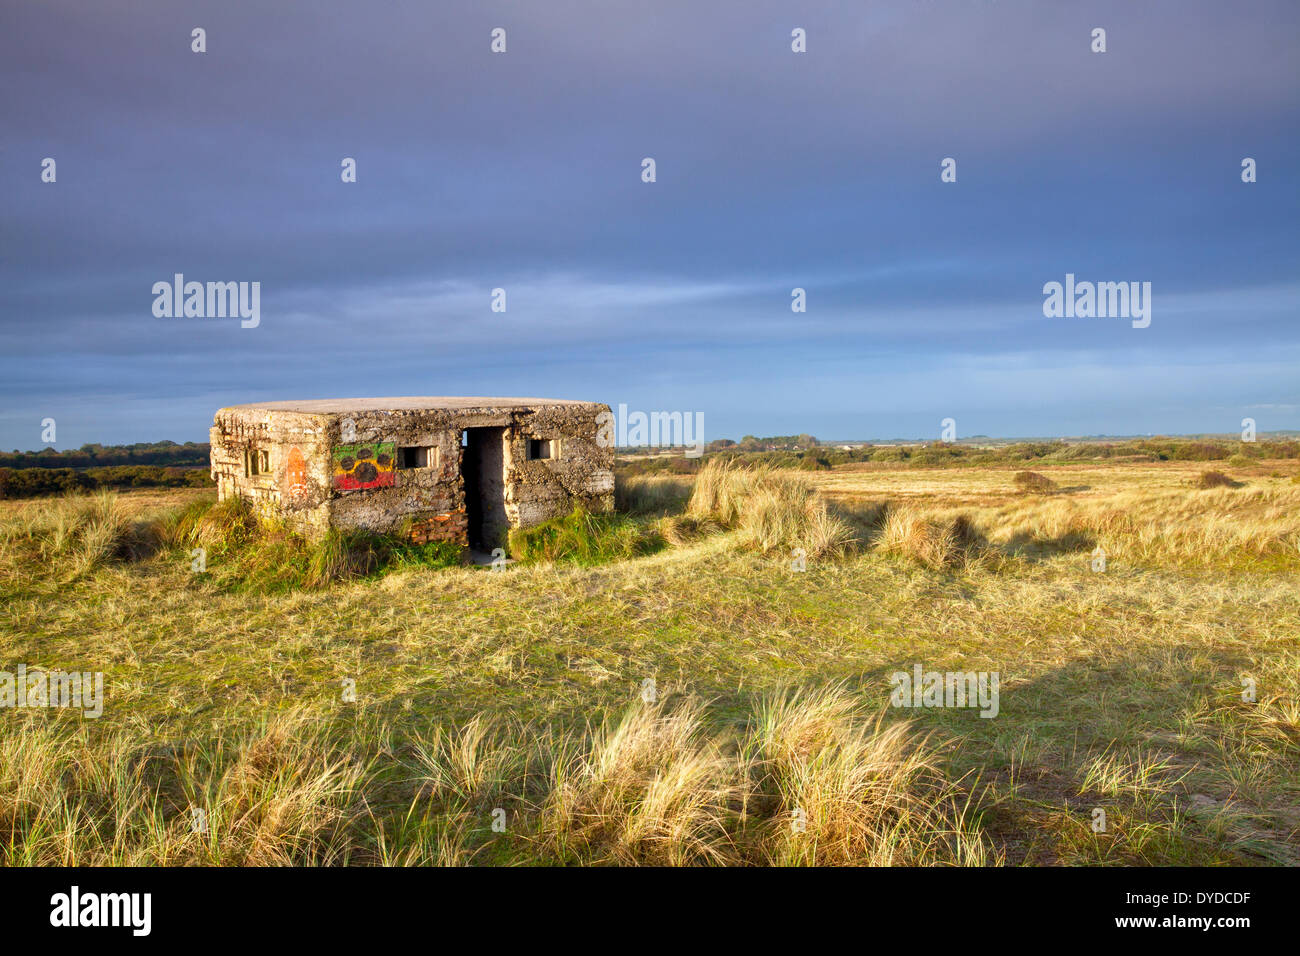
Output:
2,0,1297,449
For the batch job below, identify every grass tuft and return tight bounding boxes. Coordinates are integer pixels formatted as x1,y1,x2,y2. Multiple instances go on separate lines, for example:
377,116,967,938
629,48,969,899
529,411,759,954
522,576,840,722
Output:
1013,470,1058,494
0,689,989,866
686,459,854,558
615,473,693,515
876,507,986,570
1194,470,1242,490
508,508,664,566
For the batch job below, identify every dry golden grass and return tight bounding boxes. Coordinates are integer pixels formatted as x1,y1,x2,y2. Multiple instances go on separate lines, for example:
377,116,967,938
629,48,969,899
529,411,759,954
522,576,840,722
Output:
1,457,1297,866
812,461,1300,568
876,508,986,570
688,459,854,558
615,473,693,514
742,685,990,865
0,708,367,866
0,491,140,583
540,696,734,865
0,688,983,866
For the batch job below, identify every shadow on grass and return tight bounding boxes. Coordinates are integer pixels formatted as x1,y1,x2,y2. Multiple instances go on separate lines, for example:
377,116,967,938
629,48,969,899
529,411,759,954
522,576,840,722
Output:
997,528,1096,562
847,643,1274,865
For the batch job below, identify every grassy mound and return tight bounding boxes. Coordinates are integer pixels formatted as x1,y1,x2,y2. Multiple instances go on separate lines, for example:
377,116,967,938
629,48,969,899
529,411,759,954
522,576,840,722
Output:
1194,470,1242,490
1013,470,1058,494
186,499,466,591
507,508,665,566
876,508,987,570
686,459,854,558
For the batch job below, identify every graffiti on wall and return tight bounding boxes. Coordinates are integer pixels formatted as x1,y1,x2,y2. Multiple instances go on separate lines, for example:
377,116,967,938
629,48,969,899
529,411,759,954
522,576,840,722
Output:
333,442,395,491
285,446,308,500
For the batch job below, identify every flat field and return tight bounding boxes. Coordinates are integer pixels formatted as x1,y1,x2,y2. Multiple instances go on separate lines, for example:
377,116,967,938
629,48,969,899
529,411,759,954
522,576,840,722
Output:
1,456,1297,865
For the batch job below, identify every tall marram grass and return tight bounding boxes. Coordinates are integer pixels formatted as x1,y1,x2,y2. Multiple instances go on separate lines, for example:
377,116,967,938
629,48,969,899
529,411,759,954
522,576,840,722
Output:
876,509,988,570
0,709,369,865
687,459,854,558
684,459,1300,569
0,688,990,866
0,490,153,581
540,698,735,865
682,461,995,569
742,685,990,865
0,491,464,592
614,473,693,514
983,483,1300,568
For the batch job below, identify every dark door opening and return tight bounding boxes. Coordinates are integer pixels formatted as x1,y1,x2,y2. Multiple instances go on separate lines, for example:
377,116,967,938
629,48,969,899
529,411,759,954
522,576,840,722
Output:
461,427,508,550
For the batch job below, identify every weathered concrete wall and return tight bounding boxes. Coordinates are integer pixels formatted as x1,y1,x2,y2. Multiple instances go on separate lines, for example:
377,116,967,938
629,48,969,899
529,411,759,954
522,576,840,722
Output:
210,407,333,538
210,399,614,549
504,404,616,529
324,407,466,538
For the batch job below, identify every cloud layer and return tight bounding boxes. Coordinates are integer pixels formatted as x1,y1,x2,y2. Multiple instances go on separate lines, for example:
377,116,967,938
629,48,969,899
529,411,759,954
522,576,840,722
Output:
2,0,1297,447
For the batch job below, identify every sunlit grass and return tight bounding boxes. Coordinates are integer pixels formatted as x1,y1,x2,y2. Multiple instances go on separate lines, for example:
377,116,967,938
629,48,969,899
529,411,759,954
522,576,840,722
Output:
0,457,1296,866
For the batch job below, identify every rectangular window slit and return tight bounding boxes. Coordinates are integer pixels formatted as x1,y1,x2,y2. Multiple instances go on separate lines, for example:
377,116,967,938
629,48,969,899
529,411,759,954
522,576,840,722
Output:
527,439,557,460
399,446,435,469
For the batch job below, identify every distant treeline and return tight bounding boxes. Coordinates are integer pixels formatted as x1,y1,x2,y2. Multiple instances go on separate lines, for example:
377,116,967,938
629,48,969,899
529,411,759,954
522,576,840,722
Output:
613,436,818,455
0,441,210,470
618,438,1300,476
0,465,215,499
718,435,819,452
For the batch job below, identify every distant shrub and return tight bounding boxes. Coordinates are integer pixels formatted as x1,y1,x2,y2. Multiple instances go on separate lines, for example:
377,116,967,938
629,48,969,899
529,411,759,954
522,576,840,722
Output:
1194,471,1241,490
1226,454,1254,468
1003,442,1058,461
1057,443,1117,460
0,464,212,499
1259,440,1299,459
870,446,909,463
909,448,956,466
1013,471,1057,494
615,437,1299,480
0,441,209,471
1169,442,1232,461
798,455,832,471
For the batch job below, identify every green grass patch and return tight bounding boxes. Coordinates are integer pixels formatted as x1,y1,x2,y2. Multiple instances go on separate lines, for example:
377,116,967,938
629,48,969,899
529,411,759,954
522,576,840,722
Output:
201,526,465,593
507,508,665,566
